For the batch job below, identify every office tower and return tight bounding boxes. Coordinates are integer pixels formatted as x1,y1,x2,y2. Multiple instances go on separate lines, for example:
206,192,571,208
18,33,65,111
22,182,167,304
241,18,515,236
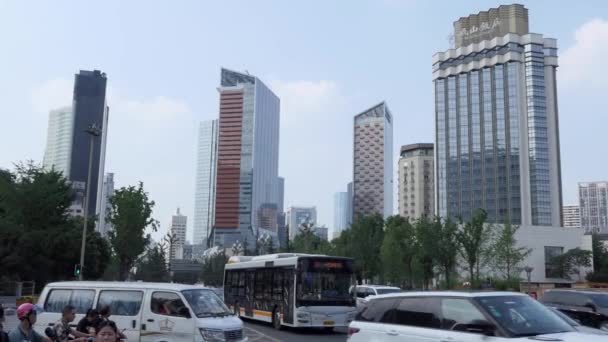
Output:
353,102,394,220
347,182,353,224
170,208,187,260
579,182,608,234
96,172,114,237
193,119,219,247
434,4,562,226
398,144,435,219
333,192,349,238
43,107,74,177
212,69,280,249
562,205,581,228
313,227,328,241
285,206,317,240
70,70,109,218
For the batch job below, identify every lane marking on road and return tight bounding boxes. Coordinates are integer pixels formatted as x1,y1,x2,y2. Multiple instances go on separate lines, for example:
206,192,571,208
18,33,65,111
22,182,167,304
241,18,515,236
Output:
244,326,282,342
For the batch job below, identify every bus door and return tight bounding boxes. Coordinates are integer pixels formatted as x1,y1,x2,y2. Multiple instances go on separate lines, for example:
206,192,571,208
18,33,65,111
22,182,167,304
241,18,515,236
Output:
245,270,255,317
283,268,295,324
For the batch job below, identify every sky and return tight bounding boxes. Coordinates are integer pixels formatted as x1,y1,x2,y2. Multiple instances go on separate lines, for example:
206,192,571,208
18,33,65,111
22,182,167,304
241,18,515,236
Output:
1,0,607,242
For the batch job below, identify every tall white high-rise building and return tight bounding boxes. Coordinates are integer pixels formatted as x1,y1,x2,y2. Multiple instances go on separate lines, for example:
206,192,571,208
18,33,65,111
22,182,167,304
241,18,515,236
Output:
579,182,608,234
43,107,74,177
398,144,435,219
170,208,187,260
333,192,349,238
193,119,219,247
285,206,317,240
96,172,114,237
562,205,581,228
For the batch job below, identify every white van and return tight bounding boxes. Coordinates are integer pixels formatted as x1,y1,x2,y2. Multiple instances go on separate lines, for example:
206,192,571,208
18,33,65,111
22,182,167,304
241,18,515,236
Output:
34,281,247,342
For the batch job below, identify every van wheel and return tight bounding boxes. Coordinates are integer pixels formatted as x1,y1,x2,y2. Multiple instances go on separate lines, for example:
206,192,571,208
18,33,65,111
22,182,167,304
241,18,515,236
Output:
272,309,282,330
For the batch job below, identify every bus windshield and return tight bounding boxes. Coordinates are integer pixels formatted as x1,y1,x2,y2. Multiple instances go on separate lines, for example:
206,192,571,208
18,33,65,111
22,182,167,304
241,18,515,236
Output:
182,289,232,318
298,271,354,306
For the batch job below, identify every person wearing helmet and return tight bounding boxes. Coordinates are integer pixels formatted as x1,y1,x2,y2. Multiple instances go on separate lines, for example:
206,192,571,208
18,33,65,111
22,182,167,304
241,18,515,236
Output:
7,303,50,342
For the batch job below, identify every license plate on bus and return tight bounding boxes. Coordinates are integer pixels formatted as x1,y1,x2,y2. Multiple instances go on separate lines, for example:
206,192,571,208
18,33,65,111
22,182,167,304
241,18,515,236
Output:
323,321,334,326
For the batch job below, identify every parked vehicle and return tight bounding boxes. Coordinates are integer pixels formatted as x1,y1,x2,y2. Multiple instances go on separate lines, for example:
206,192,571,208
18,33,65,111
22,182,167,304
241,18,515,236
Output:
348,291,607,342
546,306,608,335
541,289,608,331
350,285,402,309
35,281,247,342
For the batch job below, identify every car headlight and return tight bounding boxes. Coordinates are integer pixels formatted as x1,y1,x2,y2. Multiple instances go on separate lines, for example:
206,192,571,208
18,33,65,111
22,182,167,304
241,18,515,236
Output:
297,312,311,319
199,328,225,342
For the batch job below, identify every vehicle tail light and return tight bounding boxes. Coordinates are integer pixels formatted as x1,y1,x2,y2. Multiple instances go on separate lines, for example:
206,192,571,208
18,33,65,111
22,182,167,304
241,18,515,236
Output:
347,327,360,338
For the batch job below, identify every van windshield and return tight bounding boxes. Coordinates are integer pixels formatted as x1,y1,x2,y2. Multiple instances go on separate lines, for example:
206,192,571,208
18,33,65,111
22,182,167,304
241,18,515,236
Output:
182,289,232,318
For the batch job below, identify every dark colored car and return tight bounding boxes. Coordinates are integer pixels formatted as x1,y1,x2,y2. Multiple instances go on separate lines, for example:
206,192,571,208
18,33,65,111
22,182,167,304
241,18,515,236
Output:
541,290,608,332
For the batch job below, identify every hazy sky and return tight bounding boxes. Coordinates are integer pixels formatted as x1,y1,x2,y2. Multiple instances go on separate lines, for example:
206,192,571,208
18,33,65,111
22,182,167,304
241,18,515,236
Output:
1,0,607,242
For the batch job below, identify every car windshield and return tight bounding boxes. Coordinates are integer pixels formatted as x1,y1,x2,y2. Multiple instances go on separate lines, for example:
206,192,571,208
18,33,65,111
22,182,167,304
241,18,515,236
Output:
298,272,353,305
476,296,575,337
376,288,402,295
589,294,608,308
181,289,231,318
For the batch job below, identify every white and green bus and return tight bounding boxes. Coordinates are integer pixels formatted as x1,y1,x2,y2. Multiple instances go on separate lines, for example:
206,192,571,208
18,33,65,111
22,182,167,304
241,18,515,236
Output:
224,253,357,330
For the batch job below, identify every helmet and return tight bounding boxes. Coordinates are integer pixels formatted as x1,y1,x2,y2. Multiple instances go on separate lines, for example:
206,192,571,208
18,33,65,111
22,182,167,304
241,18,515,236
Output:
17,303,37,320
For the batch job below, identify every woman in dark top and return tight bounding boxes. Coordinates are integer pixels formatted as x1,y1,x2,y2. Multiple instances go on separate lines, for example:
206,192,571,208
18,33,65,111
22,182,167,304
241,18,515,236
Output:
77,309,99,334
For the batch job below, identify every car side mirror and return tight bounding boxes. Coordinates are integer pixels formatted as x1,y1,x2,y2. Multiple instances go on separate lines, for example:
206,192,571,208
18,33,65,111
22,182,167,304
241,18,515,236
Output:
466,320,496,336
584,302,597,312
178,307,191,318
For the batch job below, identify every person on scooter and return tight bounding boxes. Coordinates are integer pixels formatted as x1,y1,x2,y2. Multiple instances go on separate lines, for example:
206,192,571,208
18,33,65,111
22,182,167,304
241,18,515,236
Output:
53,305,93,342
7,303,50,342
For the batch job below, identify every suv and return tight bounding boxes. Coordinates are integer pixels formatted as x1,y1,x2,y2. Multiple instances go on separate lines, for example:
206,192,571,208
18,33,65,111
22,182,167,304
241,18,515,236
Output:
348,291,606,341
541,289,608,331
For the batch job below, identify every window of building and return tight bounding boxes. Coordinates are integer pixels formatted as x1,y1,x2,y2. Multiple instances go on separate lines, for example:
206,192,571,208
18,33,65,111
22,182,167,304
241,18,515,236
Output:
545,246,564,278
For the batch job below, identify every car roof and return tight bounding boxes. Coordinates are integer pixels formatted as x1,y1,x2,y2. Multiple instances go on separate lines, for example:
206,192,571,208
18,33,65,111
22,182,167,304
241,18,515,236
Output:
359,285,401,289
366,290,526,300
546,289,608,295
44,281,209,291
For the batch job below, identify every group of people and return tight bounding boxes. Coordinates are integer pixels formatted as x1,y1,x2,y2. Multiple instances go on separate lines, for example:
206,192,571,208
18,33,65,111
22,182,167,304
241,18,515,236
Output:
0,303,125,342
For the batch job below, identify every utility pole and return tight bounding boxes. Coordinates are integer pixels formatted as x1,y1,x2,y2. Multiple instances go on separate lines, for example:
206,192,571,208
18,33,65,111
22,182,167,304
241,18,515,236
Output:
79,124,101,280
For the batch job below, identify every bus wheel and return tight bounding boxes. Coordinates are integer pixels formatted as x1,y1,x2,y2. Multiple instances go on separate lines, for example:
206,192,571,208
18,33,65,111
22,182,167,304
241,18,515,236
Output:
272,309,282,330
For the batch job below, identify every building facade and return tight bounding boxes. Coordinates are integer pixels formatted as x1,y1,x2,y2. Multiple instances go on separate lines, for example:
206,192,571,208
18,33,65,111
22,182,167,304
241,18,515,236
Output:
562,205,581,228
353,102,393,220
285,206,317,240
43,107,74,177
434,4,562,226
333,192,349,238
313,227,329,241
347,182,353,223
96,172,114,237
170,208,188,260
398,143,435,219
212,69,280,249
579,182,608,234
193,119,219,247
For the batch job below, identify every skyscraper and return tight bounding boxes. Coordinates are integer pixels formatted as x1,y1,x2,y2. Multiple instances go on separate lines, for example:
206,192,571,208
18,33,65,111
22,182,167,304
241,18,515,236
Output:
434,4,562,226
333,192,349,238
285,206,317,240
43,107,73,177
579,182,608,234
170,208,187,260
398,144,434,219
353,102,393,220
212,69,280,249
562,205,581,229
193,119,219,247
347,182,353,224
70,70,109,217
97,172,114,237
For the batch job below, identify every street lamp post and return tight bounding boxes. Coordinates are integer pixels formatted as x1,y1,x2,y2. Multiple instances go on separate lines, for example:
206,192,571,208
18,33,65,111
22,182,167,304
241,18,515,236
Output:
79,124,101,280
524,266,534,295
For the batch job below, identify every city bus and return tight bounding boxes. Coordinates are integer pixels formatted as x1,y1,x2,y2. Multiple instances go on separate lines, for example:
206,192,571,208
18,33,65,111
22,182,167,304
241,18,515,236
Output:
223,253,357,330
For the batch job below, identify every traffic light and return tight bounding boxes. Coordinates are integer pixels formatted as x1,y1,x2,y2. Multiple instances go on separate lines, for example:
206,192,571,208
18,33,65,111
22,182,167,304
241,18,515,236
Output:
74,264,82,277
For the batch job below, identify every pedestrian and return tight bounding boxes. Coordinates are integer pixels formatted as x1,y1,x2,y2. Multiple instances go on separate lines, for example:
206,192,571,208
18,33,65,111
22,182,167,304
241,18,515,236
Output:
0,323,9,342
53,305,93,342
77,308,99,335
96,306,125,340
7,303,50,342
94,320,118,342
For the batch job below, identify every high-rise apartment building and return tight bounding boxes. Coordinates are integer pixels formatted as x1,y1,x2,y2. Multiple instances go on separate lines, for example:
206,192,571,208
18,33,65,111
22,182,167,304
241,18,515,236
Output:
434,4,562,226
212,69,280,249
562,205,581,228
285,206,317,240
333,192,349,238
96,172,114,237
398,144,435,219
43,107,74,177
170,208,187,260
579,182,608,234
353,102,393,220
193,119,219,247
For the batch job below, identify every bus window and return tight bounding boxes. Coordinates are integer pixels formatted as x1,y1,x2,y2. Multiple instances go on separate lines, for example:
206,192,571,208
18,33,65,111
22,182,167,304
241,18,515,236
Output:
272,271,283,300
255,270,264,299
237,271,245,297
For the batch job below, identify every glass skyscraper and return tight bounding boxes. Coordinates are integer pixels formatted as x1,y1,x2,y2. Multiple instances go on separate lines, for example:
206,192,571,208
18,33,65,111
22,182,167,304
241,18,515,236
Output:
434,4,562,226
193,119,219,247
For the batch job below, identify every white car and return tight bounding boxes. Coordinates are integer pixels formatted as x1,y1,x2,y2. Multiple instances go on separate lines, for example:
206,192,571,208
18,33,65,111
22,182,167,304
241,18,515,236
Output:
351,285,402,308
347,291,608,342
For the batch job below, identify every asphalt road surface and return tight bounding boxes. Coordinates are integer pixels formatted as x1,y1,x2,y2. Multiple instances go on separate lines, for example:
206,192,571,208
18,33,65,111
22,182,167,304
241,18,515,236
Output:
243,319,348,342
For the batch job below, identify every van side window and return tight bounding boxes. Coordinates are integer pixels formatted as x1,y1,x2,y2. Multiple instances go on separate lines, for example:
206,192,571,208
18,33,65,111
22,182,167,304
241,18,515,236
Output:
45,289,95,313
441,298,487,332
392,297,441,329
151,292,189,317
98,290,143,316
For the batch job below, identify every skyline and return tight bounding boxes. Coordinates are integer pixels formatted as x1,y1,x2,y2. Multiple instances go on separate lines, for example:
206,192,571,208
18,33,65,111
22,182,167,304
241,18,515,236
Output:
1,1,607,242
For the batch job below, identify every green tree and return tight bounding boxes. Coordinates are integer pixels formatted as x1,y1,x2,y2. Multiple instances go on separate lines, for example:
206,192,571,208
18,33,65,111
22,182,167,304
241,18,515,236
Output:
490,223,531,281
107,182,158,280
456,209,490,285
565,248,593,281
592,234,608,272
292,223,318,254
331,229,352,258
435,217,459,289
135,246,169,282
350,214,385,283
200,251,229,286
380,216,416,288
413,216,438,289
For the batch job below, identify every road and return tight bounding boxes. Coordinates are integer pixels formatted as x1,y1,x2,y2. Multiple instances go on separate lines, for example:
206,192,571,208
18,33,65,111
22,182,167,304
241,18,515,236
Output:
243,319,348,342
